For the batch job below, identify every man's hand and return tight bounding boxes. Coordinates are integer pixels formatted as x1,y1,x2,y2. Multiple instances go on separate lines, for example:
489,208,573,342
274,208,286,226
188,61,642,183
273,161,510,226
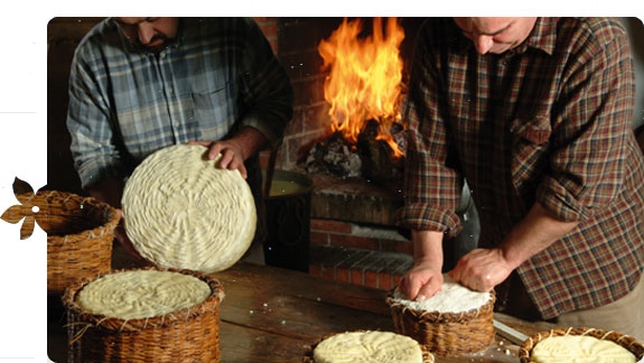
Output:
448,203,580,292
400,262,444,301
448,247,513,292
400,230,445,301
189,139,248,179
189,126,269,180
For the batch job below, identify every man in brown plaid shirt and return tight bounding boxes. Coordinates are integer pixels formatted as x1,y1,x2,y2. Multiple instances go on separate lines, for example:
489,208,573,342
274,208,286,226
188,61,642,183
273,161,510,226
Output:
397,17,644,340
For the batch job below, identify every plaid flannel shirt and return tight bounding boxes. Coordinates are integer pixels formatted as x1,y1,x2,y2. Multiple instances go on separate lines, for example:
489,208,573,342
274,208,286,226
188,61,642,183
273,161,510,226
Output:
398,17,644,319
67,17,293,189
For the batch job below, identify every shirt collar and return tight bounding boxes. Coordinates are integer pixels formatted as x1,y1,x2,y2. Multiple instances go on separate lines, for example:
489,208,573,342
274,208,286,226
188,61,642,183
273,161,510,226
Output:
518,17,558,56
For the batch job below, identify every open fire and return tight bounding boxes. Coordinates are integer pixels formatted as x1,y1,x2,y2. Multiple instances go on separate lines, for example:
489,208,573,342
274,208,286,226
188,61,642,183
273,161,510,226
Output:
301,17,407,183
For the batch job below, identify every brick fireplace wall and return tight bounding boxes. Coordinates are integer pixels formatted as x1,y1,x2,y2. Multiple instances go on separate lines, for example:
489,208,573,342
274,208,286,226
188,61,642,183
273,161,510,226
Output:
266,18,427,289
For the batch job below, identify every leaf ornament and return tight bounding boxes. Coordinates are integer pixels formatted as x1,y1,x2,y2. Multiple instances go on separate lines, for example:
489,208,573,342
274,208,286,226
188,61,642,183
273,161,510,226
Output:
0,177,38,240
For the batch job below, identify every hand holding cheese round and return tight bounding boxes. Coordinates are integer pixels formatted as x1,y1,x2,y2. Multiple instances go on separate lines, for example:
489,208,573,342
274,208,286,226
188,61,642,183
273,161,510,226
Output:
122,144,256,273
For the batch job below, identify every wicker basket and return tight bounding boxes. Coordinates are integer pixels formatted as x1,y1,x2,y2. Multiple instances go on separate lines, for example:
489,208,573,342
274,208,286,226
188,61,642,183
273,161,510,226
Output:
386,291,496,357
7,190,119,294
302,331,435,363
518,327,644,363
62,267,225,363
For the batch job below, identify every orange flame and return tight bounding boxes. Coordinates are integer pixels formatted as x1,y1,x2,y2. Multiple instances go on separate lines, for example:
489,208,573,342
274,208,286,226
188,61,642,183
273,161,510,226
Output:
318,17,405,157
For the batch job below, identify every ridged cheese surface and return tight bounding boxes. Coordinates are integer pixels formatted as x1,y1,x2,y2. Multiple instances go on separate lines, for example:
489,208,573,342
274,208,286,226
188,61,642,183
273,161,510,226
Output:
76,270,211,320
313,331,423,363
531,335,635,363
122,144,256,273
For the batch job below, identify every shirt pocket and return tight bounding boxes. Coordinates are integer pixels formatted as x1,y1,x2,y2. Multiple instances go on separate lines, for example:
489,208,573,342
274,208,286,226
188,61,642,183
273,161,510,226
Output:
509,114,552,194
190,82,237,140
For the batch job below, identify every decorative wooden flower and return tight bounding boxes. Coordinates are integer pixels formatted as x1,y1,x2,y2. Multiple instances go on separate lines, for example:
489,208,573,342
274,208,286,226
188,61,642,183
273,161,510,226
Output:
1,177,40,239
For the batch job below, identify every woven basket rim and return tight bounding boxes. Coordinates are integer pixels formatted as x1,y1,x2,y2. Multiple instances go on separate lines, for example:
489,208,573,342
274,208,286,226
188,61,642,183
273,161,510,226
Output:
386,289,496,323
62,266,224,332
20,190,121,241
518,327,644,362
302,330,435,363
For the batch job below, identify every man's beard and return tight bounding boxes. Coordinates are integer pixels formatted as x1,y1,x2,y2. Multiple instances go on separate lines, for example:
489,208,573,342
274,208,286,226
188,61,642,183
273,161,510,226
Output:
136,34,171,53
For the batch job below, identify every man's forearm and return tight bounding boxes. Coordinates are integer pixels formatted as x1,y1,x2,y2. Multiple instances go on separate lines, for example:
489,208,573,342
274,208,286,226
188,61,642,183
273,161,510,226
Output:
411,229,445,268
231,126,269,160
499,202,579,269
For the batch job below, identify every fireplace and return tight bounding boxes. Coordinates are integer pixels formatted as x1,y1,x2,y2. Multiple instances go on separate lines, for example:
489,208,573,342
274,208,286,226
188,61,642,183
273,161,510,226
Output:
268,17,425,228
253,17,434,284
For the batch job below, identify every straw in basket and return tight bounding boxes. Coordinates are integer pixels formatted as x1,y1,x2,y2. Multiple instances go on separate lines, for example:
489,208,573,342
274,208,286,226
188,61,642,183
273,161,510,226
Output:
63,267,225,363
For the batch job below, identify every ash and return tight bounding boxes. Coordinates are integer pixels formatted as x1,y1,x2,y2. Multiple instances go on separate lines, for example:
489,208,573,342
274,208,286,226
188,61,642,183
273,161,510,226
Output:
302,120,407,182
303,132,363,178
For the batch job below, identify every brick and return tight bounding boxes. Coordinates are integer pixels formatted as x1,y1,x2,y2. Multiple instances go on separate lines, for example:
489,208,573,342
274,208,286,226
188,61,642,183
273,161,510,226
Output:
329,234,379,250
310,231,329,245
380,255,413,274
350,268,364,286
321,265,335,281
311,219,352,234
252,17,279,54
391,257,414,278
336,249,372,266
378,272,394,291
392,273,404,287
379,239,413,254
376,255,411,290
335,266,350,284
365,270,379,289
360,253,388,289
309,244,413,290
308,264,321,277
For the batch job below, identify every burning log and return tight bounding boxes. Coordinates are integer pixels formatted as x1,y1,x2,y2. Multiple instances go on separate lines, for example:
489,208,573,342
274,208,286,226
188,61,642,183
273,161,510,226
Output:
357,119,405,182
301,17,408,185
300,120,406,183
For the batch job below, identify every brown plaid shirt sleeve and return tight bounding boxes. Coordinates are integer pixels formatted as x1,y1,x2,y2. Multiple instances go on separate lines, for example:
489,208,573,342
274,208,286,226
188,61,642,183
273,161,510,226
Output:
399,17,644,319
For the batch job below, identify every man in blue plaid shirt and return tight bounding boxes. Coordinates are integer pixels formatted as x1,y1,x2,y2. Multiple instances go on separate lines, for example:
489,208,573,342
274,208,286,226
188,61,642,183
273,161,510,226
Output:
66,17,293,262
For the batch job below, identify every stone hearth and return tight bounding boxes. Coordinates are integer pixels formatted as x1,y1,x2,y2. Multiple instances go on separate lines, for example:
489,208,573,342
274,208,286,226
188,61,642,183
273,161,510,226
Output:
306,172,413,290
309,173,403,226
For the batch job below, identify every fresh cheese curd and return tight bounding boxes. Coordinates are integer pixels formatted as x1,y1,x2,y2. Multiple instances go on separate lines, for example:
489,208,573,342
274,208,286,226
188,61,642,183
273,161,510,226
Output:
75,270,211,320
313,331,424,363
122,144,256,273
531,335,636,363
391,275,491,313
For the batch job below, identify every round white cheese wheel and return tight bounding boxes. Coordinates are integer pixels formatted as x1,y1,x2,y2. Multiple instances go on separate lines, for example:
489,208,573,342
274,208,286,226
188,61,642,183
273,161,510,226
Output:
76,269,211,320
531,335,636,363
313,331,423,363
122,144,256,273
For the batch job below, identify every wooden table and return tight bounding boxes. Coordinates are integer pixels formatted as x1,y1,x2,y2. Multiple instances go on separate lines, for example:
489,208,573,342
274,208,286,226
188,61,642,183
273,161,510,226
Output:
48,254,555,363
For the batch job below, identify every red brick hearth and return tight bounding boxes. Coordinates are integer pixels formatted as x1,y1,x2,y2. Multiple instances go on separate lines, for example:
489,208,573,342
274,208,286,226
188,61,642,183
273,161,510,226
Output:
306,173,413,290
